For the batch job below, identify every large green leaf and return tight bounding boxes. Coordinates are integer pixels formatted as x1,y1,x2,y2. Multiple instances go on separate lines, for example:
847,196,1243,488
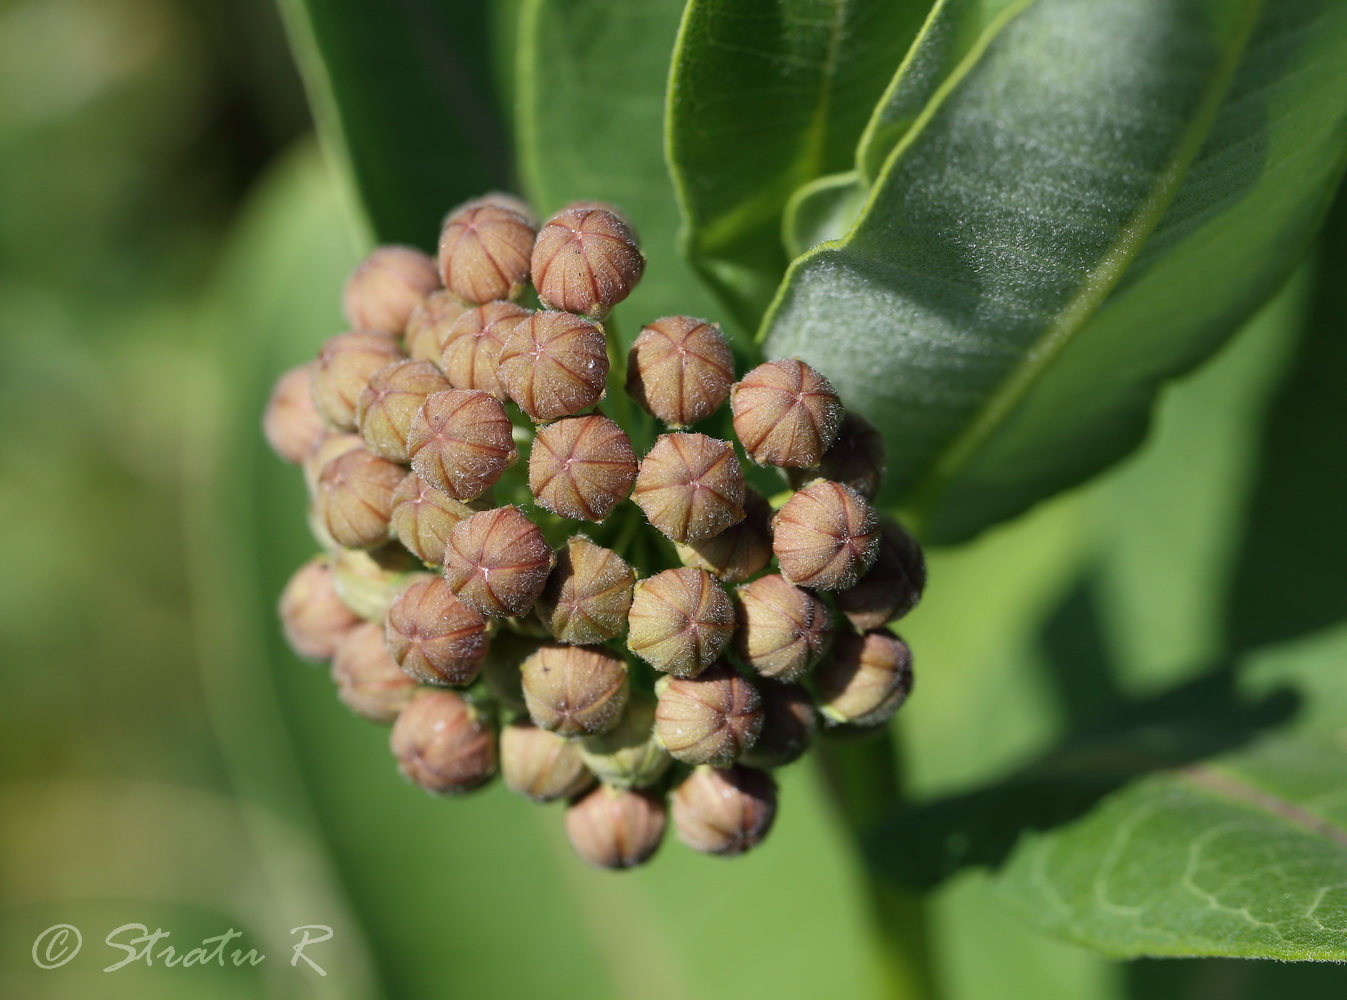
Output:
760,0,1347,543
667,0,927,327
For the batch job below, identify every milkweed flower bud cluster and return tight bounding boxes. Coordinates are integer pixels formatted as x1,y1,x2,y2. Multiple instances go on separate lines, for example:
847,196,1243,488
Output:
265,192,926,870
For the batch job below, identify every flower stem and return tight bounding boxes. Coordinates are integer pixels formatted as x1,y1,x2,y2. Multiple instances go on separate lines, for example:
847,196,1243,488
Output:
818,729,941,1000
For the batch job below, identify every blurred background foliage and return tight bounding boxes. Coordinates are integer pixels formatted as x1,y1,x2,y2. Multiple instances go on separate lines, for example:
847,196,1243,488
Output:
1,0,1344,998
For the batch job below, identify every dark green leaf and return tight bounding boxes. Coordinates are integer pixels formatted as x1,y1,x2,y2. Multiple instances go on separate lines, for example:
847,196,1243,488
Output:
760,0,1347,543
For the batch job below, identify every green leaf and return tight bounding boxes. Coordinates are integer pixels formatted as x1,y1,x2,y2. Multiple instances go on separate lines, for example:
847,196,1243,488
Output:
277,0,511,246
515,0,725,348
760,0,1347,543
668,0,928,327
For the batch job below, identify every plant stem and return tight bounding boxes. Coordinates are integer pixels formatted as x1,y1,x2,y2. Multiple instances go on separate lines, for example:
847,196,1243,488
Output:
818,729,941,1000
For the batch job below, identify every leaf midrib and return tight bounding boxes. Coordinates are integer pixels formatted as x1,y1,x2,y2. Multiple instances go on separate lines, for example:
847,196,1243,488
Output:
1180,762,1347,849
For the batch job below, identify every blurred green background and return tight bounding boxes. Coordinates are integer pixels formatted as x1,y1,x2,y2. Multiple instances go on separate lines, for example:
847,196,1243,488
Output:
2,1,1345,997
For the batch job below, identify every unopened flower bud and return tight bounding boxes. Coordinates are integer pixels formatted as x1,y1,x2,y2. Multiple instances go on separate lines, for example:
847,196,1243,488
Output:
330,544,418,620
355,360,451,462
438,197,537,304
303,432,364,495
627,567,734,677
633,432,745,542
671,764,776,856
731,359,842,467
815,630,914,727
391,688,497,794
835,519,926,630
279,556,361,660
343,246,440,335
531,203,645,318
315,447,405,549
772,480,880,590
496,311,608,421
406,389,517,500
740,681,816,768
529,413,637,521
535,536,635,644
388,472,475,566
675,487,773,583
654,663,763,766
626,316,734,427
500,720,596,802
311,331,404,430
440,301,532,398
521,643,629,737
788,411,885,499
565,785,666,870
443,506,555,617
331,621,418,722
384,575,488,685
480,628,542,712
579,694,671,789
733,574,831,681
264,363,326,464
404,289,469,365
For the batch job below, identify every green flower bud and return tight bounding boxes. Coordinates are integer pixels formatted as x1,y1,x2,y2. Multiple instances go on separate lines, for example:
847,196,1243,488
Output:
330,543,419,621
732,574,831,681
278,556,361,661
405,388,518,500
531,203,645,318
404,289,469,365
521,643,629,737
343,246,441,336
731,359,842,468
500,719,596,802
739,681,815,768
772,480,880,590
389,472,475,567
565,785,666,870
627,567,734,678
633,432,746,542
438,197,537,305
626,316,734,427
578,694,671,789
263,363,326,465
815,630,913,727
674,487,773,583
496,311,609,422
314,446,405,550
384,575,489,686
671,764,777,856
788,411,885,500
835,518,926,630
535,536,635,644
311,331,405,430
654,663,763,766
529,414,638,522
391,688,497,795
443,506,555,617
356,360,451,462
331,621,418,723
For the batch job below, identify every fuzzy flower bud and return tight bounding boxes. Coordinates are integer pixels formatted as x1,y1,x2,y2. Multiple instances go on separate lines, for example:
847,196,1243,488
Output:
789,411,885,500
500,720,596,803
674,487,773,583
404,289,469,365
331,621,418,723
279,556,361,661
406,389,517,500
731,359,842,468
521,643,629,737
440,300,531,399
671,764,777,856
835,519,927,630
565,785,666,870
733,574,831,681
311,331,404,430
627,567,734,678
442,506,555,617
772,480,880,590
343,246,440,336
531,203,645,318
302,432,364,496
330,544,418,621
389,472,476,566
390,689,497,794
578,694,671,789
626,316,734,427
633,432,746,543
654,663,763,766
314,447,405,549
437,197,537,304
740,681,816,769
529,414,637,521
384,575,488,686
496,311,608,422
815,630,914,727
535,536,635,644
264,363,327,464
356,360,452,462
